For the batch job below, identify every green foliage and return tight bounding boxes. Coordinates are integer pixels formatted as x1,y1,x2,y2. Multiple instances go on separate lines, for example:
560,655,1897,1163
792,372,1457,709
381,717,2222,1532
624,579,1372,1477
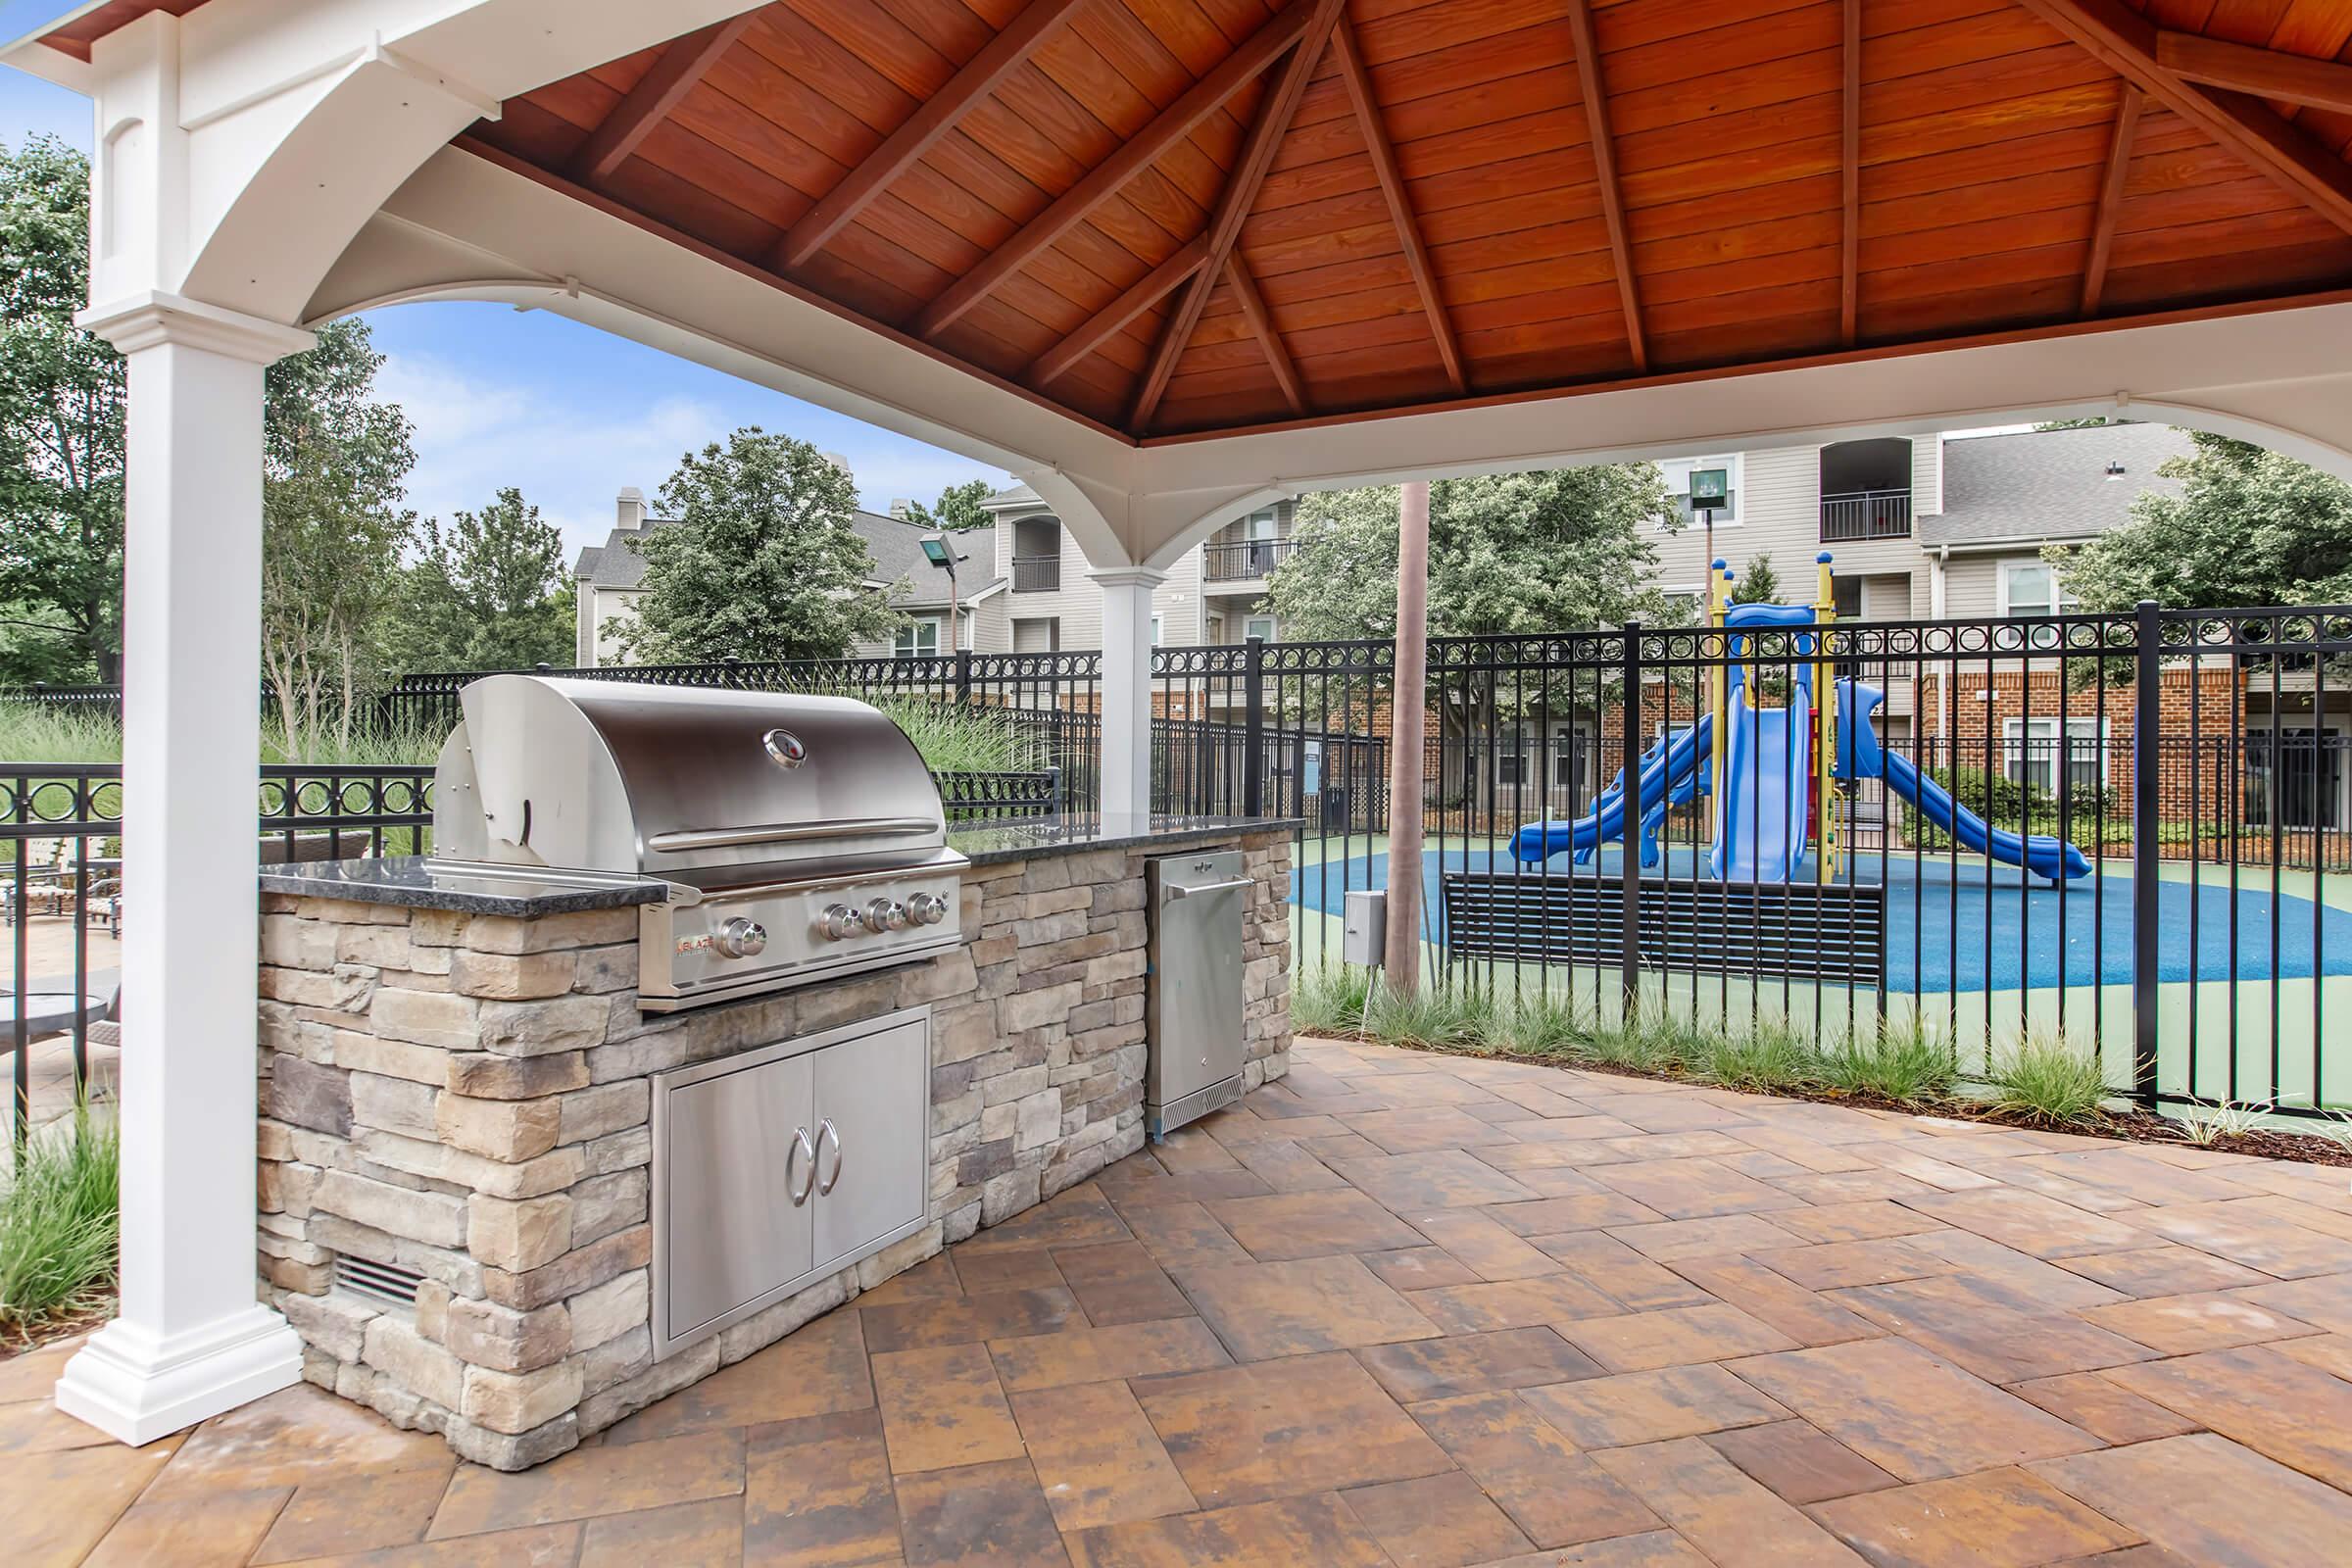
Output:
0,702,123,764
2055,430,2352,611
1728,554,1784,605
386,488,574,672
867,697,1037,776
1701,1024,1814,1091
1293,964,1374,1038
1265,466,1680,644
2034,417,2131,431
1816,1025,1956,1102
0,1104,120,1341
1498,988,1589,1057
899,477,997,533
0,137,128,683
617,429,905,662
259,323,418,760
1990,1036,2111,1122
1359,981,1505,1051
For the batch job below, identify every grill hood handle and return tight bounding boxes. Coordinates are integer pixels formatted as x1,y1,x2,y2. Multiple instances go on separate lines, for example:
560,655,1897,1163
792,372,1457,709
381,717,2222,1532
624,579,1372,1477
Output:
645,816,938,856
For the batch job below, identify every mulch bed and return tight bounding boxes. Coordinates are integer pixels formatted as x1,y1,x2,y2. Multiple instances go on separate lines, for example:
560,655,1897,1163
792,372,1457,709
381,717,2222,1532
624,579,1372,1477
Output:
1303,1032,2352,1170
0,1300,110,1365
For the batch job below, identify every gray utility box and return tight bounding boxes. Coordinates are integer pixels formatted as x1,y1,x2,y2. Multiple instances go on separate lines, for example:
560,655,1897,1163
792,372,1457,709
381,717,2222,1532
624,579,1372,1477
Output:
1145,849,1250,1140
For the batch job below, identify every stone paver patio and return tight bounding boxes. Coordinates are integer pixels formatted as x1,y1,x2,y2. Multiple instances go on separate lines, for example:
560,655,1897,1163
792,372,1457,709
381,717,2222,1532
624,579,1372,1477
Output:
11,1036,2352,1565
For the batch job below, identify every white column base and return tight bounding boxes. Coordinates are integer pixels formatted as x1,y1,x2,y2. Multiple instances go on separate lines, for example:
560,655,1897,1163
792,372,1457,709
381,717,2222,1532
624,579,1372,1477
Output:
56,1304,303,1446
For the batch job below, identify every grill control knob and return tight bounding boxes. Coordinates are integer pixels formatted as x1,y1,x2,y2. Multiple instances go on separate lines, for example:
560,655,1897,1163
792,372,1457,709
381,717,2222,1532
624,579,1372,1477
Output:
714,917,768,959
818,905,859,941
863,898,908,934
906,892,949,927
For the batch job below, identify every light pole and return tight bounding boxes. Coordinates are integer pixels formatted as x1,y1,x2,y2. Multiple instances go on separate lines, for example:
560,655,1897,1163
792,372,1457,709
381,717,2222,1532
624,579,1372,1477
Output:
920,532,966,654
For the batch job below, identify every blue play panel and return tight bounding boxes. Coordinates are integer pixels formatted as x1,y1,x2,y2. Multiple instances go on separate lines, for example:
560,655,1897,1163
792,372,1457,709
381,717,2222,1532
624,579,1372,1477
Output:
1290,845,2352,995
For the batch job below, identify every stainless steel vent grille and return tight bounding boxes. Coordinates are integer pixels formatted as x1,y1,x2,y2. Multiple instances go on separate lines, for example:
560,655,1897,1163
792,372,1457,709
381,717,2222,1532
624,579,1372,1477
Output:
335,1254,424,1307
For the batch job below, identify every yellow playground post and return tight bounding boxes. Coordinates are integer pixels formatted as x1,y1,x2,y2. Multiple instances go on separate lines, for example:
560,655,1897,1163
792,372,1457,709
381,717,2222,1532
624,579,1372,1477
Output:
1814,551,1838,882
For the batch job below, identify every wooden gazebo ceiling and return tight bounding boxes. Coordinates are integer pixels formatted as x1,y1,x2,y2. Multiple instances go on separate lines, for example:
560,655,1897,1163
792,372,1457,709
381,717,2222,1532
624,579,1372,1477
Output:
464,0,2352,440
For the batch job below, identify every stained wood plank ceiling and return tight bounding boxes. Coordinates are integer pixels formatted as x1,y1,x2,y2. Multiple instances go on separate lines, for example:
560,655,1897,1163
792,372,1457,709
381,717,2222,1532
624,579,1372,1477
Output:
68,0,2352,439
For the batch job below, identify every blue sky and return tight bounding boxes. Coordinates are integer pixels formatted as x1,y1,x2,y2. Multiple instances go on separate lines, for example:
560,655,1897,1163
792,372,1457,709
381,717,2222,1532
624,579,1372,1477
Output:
0,1,1010,560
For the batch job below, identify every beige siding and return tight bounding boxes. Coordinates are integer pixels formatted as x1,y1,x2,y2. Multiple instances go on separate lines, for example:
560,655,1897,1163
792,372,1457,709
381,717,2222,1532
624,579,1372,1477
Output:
1941,552,2054,621
1912,435,1943,518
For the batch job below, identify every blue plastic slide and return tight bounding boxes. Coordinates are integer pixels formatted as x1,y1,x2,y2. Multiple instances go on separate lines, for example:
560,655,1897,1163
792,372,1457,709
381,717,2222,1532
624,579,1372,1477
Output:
1877,751,2091,882
1711,695,1812,883
1510,713,1711,865
1836,680,2090,882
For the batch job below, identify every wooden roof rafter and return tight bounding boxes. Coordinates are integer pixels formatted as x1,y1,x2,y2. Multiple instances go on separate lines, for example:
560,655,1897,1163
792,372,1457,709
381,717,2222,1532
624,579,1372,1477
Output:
1331,15,1463,393
1224,254,1306,416
773,0,1091,271
2082,84,2143,318
1129,0,1346,432
1564,0,1645,374
1028,236,1207,388
911,0,1327,342
569,15,758,185
2012,0,2352,234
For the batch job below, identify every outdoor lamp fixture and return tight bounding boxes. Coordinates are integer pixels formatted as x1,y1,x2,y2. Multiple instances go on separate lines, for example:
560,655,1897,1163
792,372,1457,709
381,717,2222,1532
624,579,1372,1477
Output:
922,532,967,655
2105,461,2127,479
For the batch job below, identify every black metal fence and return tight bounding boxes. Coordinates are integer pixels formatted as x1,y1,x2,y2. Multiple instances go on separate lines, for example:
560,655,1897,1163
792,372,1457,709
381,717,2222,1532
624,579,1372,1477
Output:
9,605,2348,1123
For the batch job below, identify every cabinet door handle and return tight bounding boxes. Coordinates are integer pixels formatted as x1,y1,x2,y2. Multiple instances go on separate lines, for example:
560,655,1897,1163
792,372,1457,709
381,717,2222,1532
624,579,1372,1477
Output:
788,1126,817,1206
816,1117,844,1197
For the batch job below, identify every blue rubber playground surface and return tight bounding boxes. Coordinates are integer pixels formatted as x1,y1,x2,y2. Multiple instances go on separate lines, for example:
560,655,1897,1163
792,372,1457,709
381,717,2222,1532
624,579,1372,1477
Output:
1290,845,2352,995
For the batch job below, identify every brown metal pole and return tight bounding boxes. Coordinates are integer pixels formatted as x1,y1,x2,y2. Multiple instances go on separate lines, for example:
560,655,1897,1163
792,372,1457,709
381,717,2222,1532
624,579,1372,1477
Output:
1385,480,1431,996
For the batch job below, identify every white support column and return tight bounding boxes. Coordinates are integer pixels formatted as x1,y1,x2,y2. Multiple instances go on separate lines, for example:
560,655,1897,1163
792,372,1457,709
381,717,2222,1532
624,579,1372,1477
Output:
1092,567,1166,818
56,293,316,1447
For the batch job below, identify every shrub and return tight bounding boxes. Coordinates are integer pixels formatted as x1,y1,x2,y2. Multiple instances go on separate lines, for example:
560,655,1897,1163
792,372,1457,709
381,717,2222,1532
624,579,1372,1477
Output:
1293,964,1373,1038
1700,1025,1816,1094
0,1106,120,1342
1989,1035,2110,1122
1499,988,1589,1058
1360,982,1501,1051
1817,1024,1956,1103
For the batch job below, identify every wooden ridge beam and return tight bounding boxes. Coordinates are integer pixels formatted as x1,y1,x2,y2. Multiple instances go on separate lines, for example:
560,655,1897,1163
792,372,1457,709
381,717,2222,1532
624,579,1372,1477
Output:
1332,16,1463,392
777,0,1088,270
1028,236,1208,387
914,0,1326,340
2157,28,2352,114
571,15,758,184
1565,0,1645,372
2012,0,2352,236
1225,255,1306,416
1129,0,1344,431
1840,0,1861,346
2082,84,2142,317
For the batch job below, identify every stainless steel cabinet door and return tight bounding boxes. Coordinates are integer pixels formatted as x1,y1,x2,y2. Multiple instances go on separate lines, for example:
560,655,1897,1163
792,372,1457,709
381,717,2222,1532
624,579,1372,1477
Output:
810,1016,928,1273
662,1052,815,1338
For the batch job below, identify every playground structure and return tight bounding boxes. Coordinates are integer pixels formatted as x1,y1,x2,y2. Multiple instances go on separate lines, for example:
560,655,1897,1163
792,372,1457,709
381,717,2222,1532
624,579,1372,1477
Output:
1509,554,2093,885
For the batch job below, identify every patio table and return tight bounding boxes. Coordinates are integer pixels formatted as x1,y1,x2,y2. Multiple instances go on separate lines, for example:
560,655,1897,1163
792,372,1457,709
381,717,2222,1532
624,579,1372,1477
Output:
0,992,112,1041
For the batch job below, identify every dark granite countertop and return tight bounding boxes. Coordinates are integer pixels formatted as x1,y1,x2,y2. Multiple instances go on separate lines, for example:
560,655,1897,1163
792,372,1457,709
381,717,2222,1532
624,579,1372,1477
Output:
264,816,1296,913
261,857,666,917
945,814,1299,866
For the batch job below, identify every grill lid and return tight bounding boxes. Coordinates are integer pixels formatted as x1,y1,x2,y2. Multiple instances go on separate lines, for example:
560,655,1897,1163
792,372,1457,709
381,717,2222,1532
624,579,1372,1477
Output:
432,675,951,880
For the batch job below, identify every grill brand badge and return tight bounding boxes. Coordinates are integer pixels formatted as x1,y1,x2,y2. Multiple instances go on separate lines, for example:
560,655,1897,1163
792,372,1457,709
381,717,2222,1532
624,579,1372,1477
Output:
762,728,807,769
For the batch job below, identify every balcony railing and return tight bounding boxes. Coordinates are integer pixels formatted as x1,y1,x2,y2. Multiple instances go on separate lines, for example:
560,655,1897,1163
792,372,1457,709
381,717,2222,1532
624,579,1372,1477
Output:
1202,538,1298,582
1011,555,1060,593
1820,489,1912,541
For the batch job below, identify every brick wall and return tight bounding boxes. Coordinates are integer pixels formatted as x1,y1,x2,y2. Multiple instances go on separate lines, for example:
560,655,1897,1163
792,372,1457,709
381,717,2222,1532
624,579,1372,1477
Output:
254,830,1291,1470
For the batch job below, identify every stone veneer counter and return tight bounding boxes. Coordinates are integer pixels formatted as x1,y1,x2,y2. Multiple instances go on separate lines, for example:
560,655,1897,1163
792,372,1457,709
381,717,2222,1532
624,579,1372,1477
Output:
253,817,1294,1468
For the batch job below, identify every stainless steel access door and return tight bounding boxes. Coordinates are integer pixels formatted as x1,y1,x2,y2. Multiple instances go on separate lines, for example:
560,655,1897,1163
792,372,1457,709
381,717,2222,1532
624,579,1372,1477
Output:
661,1052,815,1342
1146,850,1249,1139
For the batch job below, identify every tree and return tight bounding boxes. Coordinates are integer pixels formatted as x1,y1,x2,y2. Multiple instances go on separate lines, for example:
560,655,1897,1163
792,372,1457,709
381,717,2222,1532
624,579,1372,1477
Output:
615,427,906,662
0,137,126,682
900,477,996,533
1266,466,1678,642
259,322,417,754
1729,553,1784,605
2053,430,2352,610
386,488,574,672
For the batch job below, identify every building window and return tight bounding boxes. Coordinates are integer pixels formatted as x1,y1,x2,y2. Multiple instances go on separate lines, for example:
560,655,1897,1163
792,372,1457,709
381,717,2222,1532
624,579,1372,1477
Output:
894,617,941,659
1151,614,1163,647
2004,717,2107,798
1246,614,1277,643
2000,562,2076,619
1659,454,1741,527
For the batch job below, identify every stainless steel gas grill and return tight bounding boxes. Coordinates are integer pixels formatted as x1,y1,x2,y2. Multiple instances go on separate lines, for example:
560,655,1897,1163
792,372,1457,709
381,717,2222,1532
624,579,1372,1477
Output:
431,674,966,1010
